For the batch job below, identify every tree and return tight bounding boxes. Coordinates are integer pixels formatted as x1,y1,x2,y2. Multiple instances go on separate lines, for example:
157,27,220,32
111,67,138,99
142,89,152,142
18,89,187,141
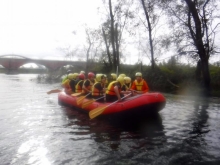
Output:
101,0,134,72
160,0,220,96
140,0,157,69
83,27,102,73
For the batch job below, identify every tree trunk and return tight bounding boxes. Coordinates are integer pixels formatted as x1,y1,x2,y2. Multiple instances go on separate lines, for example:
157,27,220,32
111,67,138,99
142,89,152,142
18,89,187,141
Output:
141,0,155,70
185,0,211,95
115,23,120,71
109,0,117,71
85,44,91,74
102,27,112,70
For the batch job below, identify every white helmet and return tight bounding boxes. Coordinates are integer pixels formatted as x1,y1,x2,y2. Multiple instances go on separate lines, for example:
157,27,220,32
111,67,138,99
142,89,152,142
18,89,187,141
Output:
135,72,142,77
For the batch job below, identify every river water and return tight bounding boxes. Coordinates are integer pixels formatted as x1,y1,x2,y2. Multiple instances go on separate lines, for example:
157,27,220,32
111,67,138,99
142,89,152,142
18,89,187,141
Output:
0,74,220,165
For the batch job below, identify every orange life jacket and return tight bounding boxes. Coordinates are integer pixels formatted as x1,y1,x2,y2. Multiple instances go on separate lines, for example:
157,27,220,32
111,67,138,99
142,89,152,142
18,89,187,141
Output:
62,79,71,89
92,82,104,96
75,80,84,93
134,79,144,91
82,79,94,94
106,81,121,95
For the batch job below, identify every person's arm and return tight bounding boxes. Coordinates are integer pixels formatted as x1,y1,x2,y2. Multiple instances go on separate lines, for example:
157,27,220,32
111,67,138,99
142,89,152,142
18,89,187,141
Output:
131,81,136,91
82,80,91,93
142,80,149,93
114,85,121,101
97,83,103,94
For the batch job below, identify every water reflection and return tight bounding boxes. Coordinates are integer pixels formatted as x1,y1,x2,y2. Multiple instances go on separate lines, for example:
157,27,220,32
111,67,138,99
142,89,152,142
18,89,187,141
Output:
190,98,210,137
62,106,165,152
11,139,51,165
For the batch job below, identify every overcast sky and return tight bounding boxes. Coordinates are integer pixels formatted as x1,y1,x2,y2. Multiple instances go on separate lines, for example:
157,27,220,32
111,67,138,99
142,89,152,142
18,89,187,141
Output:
0,0,102,60
0,0,219,65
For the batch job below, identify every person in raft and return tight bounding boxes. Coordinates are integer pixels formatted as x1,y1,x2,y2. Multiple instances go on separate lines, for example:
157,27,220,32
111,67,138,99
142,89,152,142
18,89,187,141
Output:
69,73,79,93
75,73,85,93
121,76,132,91
107,73,117,85
130,72,149,94
82,72,95,97
105,76,131,102
91,74,107,102
62,73,77,94
61,69,72,83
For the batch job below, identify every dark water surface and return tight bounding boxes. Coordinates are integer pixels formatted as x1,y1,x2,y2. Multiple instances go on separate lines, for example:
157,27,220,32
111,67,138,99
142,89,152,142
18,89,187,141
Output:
0,74,220,165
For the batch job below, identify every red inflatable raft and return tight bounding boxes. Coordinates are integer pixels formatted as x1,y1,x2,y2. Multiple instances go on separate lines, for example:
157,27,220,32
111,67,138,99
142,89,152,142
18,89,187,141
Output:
58,92,166,118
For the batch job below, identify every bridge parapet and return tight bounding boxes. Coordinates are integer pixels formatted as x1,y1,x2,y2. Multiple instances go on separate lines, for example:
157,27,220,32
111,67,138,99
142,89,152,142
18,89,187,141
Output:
0,57,86,71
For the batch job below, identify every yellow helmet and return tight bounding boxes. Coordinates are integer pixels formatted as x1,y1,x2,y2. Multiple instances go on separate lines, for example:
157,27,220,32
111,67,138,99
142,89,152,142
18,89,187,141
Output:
68,73,78,80
96,74,106,82
111,73,117,80
118,74,126,78
135,72,142,77
117,76,125,86
124,77,131,84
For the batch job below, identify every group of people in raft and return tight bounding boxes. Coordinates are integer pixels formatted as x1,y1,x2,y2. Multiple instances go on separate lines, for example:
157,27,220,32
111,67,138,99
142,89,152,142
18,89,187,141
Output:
61,70,149,102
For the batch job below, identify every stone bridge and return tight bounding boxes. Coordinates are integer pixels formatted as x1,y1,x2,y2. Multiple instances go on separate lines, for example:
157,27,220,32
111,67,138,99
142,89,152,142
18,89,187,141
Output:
0,55,86,72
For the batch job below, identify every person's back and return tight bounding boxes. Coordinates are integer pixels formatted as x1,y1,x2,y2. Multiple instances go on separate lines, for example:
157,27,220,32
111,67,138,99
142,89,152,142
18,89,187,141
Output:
82,72,95,95
68,73,79,93
75,73,85,93
91,74,107,101
61,70,72,83
105,77,124,102
107,73,117,85
62,73,76,94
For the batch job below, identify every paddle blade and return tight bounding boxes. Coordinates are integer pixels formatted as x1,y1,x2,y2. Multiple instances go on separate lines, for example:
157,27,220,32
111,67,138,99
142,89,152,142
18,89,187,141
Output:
71,93,81,97
89,106,106,119
76,96,86,105
81,99,95,109
47,89,61,94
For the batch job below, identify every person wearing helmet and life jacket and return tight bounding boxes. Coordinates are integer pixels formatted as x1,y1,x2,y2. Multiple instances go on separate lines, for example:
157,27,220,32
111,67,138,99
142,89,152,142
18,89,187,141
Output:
131,72,149,94
69,73,79,93
61,69,72,83
62,73,77,94
75,73,85,93
122,76,132,91
117,73,127,91
82,72,95,97
107,73,117,85
91,74,107,101
106,76,131,102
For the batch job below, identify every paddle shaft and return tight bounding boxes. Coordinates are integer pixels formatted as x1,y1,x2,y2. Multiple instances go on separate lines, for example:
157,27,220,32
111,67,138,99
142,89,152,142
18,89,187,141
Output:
76,92,91,105
89,93,132,119
106,93,132,107
47,89,62,94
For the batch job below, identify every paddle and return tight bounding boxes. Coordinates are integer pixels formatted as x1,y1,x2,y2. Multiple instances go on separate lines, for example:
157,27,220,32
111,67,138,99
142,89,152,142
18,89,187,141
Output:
76,93,91,105
47,89,62,94
81,96,105,109
89,93,132,119
71,93,82,97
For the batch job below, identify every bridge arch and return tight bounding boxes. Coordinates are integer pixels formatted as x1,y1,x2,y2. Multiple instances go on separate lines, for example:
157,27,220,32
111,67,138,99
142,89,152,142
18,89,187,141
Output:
0,54,30,59
0,55,86,71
